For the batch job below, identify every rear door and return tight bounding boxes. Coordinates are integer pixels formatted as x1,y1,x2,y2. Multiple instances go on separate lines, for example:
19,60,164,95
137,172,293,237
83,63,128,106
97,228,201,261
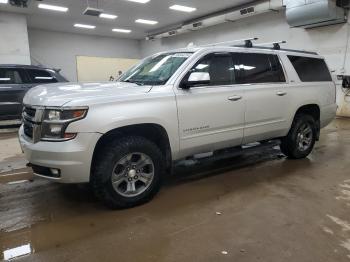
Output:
25,68,59,88
234,52,291,143
0,67,30,120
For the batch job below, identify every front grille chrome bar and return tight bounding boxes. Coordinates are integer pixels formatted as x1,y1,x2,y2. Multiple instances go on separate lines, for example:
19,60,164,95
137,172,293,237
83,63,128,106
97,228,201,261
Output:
22,105,45,143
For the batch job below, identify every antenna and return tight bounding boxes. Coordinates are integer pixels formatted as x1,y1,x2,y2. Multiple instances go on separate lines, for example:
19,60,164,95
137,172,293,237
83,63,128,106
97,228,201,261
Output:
254,41,287,50
200,37,259,48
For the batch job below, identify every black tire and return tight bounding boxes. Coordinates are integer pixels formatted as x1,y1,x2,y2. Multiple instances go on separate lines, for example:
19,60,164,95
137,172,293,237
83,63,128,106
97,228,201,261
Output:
91,136,165,209
280,114,317,159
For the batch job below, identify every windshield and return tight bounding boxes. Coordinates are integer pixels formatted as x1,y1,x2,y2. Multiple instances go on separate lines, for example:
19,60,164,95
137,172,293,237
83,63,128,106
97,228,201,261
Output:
119,52,193,86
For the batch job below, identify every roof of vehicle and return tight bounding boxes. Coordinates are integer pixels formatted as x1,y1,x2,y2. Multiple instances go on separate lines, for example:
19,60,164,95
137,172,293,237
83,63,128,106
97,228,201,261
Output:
167,45,320,57
0,64,58,70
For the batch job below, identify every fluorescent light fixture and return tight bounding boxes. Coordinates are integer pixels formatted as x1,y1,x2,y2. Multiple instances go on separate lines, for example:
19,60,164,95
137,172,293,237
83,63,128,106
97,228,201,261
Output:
99,13,117,19
127,0,150,3
135,19,158,25
169,4,196,13
0,0,8,4
74,24,96,29
38,3,68,12
113,28,132,33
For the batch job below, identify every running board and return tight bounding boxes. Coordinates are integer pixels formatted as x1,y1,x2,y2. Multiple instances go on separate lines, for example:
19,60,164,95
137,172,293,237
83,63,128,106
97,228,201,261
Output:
175,140,281,167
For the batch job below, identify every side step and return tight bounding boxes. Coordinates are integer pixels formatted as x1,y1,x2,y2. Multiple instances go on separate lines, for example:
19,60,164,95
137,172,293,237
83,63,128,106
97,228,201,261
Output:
175,140,281,167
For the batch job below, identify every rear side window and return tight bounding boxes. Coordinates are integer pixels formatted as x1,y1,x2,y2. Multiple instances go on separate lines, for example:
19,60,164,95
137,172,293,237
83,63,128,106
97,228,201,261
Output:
235,53,286,84
27,69,58,84
0,68,27,84
287,56,332,82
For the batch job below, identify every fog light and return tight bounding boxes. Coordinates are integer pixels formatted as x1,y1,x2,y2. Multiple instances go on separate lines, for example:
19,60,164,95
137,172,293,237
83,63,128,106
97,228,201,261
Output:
50,168,60,177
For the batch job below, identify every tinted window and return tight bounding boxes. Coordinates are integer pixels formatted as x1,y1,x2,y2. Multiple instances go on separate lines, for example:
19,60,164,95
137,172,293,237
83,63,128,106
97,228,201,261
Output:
288,56,332,82
235,53,286,84
0,68,27,84
189,53,235,86
27,69,58,84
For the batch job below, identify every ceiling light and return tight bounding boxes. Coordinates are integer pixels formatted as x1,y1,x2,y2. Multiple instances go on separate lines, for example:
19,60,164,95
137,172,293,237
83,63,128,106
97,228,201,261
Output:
74,24,96,29
135,19,158,25
169,4,196,13
99,13,117,19
113,28,132,33
38,3,68,12
127,0,150,3
0,0,8,4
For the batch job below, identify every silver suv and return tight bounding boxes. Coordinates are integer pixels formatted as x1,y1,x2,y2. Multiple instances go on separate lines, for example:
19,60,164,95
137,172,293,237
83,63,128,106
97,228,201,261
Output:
19,42,337,208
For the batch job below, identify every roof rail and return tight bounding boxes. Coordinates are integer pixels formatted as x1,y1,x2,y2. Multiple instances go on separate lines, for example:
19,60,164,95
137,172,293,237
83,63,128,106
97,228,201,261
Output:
189,38,318,55
254,41,287,50
200,37,259,48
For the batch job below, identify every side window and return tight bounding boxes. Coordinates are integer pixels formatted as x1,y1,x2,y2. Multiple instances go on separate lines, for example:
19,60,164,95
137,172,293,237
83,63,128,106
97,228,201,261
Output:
27,69,58,84
288,56,332,82
188,53,235,86
235,53,286,84
270,55,286,82
0,68,27,84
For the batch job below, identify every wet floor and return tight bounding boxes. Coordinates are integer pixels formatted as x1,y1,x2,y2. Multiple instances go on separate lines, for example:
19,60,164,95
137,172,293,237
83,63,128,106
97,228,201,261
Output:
1,119,350,261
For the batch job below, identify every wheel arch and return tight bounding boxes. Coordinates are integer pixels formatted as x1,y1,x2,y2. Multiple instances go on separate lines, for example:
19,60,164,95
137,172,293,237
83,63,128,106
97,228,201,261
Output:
91,123,173,179
292,104,321,139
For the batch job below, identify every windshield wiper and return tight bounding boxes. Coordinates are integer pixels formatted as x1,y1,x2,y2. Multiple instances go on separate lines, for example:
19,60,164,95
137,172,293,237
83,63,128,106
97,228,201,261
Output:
121,79,142,86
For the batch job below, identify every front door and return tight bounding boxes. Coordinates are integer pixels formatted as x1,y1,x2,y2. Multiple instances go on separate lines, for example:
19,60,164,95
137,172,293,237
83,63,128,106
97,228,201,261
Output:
175,52,245,158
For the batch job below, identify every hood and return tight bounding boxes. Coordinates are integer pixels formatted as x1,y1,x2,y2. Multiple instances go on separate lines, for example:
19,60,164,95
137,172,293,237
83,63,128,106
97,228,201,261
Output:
23,82,153,107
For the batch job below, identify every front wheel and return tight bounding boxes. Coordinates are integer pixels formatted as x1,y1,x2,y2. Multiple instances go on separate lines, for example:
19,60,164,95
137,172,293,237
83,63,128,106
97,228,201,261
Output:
280,114,317,159
91,136,165,209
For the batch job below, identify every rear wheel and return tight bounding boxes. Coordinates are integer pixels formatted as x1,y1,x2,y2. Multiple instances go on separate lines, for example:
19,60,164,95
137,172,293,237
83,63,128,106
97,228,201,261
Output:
91,136,164,209
280,114,317,159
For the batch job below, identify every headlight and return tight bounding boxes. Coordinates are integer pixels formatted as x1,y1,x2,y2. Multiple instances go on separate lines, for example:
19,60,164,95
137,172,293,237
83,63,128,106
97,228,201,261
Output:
41,107,88,141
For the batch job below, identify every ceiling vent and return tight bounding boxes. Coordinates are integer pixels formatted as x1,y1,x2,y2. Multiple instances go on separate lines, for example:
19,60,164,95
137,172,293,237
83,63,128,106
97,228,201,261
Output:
146,0,283,40
286,0,346,28
83,7,103,16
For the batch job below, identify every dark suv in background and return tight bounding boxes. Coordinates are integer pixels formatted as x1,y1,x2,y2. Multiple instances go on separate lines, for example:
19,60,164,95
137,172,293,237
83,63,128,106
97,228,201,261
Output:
0,65,67,121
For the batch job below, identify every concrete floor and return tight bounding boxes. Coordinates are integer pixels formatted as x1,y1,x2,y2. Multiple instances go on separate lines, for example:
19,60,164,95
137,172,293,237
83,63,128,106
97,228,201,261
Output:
1,119,350,261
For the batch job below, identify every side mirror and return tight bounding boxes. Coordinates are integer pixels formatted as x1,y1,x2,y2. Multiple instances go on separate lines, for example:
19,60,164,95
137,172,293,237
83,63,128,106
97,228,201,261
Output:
180,72,210,89
342,77,350,88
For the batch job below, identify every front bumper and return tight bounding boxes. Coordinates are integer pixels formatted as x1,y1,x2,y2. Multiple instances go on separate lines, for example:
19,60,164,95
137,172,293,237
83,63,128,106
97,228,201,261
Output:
18,125,102,183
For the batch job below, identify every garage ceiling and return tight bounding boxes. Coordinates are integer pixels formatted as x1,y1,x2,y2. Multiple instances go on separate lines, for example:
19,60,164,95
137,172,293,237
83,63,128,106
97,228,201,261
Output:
0,0,254,39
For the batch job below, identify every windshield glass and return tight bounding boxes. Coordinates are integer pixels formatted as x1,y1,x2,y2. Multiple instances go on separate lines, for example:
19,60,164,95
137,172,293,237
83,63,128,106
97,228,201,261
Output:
119,52,193,86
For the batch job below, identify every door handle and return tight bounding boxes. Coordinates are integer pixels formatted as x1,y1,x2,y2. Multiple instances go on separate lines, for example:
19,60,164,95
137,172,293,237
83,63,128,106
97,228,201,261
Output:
276,91,287,96
228,95,242,101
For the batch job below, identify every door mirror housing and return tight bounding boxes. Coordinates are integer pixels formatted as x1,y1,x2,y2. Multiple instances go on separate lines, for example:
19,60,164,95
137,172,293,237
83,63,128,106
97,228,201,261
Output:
342,76,350,88
180,72,210,89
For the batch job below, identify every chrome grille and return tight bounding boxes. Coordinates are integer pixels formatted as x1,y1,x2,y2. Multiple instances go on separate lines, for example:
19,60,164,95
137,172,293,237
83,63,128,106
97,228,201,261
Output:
23,107,36,119
23,120,34,139
22,105,44,143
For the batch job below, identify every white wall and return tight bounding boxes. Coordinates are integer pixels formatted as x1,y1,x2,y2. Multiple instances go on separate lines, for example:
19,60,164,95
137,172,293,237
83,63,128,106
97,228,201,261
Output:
141,11,350,74
141,11,350,116
0,12,30,64
28,29,141,81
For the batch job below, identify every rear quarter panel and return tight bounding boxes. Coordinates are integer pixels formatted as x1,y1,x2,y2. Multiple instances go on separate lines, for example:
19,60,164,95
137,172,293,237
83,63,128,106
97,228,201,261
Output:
279,53,336,132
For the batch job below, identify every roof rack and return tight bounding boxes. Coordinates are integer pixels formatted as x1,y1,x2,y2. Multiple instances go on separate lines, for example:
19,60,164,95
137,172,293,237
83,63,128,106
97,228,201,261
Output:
254,41,287,50
200,37,259,48
188,38,318,55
